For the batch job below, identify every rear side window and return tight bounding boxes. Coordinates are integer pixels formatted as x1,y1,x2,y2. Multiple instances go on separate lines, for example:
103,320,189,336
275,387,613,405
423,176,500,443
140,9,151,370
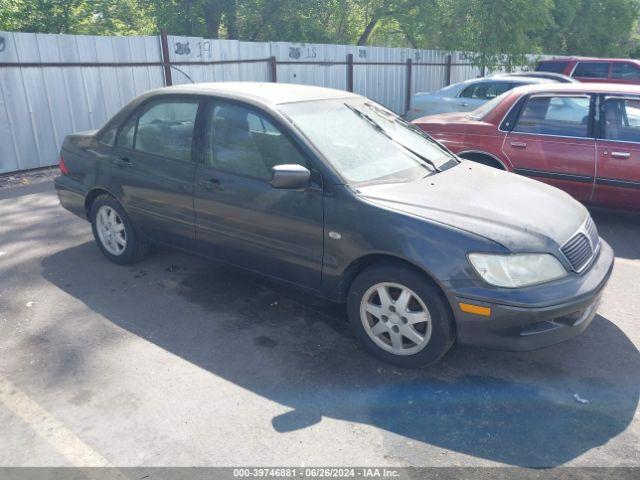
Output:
135,99,199,162
612,63,640,81
513,96,591,137
536,61,568,73
601,98,640,142
115,116,136,149
573,62,610,78
460,81,512,100
98,123,118,146
459,83,482,99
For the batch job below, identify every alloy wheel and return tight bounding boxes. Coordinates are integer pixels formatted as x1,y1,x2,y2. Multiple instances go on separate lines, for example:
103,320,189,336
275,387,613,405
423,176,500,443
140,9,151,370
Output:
359,282,433,355
96,205,127,256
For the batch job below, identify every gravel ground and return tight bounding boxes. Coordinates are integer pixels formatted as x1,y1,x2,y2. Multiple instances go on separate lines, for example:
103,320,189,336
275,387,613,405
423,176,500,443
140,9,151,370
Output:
0,167,59,190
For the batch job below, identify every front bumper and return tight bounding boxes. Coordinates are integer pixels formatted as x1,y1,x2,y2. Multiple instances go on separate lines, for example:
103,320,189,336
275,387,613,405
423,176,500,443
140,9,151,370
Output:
451,240,614,351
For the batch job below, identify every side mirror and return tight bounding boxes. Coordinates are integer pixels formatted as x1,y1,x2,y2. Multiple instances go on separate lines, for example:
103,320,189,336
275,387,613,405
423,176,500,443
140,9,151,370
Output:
270,164,311,189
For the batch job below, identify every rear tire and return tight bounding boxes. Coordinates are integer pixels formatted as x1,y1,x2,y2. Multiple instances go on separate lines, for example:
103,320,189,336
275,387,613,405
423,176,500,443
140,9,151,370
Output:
347,262,455,368
89,194,149,265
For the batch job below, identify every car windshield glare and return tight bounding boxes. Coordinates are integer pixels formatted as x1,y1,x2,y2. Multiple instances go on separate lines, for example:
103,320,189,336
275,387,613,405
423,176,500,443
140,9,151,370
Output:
467,91,511,120
280,99,456,185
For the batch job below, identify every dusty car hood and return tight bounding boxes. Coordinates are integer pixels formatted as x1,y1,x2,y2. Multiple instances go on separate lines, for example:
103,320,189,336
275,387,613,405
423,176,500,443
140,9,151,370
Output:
355,161,589,252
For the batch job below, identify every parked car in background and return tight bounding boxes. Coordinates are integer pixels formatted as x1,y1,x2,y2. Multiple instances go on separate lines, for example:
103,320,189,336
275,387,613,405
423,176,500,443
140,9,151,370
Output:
536,57,640,85
503,72,578,83
55,82,613,367
405,75,554,121
413,83,640,211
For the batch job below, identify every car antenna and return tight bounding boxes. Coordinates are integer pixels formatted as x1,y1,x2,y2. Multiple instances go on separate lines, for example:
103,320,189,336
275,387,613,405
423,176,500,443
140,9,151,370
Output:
170,66,196,84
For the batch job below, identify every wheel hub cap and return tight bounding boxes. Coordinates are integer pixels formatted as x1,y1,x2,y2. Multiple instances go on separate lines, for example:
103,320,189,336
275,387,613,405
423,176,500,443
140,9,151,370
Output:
96,205,126,256
359,282,433,356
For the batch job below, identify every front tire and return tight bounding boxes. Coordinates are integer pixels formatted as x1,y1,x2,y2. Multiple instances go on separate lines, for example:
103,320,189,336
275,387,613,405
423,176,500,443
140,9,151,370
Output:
90,195,149,265
347,262,455,368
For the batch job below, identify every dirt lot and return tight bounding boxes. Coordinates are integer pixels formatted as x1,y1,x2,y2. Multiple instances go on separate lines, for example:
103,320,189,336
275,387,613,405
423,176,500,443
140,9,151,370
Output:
0,181,638,468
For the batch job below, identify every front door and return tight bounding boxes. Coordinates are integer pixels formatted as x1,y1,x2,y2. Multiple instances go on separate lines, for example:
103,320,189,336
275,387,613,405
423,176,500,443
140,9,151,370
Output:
594,96,640,209
193,100,324,290
502,94,596,202
108,96,201,249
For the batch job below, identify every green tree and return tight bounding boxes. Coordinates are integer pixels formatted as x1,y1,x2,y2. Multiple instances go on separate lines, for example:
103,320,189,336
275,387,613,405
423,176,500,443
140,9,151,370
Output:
431,0,554,70
565,0,639,56
2,0,640,68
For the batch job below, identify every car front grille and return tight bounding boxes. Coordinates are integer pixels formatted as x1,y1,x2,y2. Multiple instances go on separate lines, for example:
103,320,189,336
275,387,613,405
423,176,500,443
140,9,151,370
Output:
561,217,600,273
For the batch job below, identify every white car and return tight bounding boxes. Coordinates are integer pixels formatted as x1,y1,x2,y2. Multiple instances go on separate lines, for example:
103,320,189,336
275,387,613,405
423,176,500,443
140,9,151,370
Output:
405,75,555,121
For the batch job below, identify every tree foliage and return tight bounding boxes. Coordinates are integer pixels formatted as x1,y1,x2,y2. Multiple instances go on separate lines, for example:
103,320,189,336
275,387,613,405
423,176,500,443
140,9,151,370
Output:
1,0,639,68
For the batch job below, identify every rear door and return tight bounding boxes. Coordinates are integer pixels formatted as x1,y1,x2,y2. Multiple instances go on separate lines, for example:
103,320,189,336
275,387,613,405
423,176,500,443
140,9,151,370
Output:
109,96,201,249
502,93,596,202
594,95,640,209
193,99,324,290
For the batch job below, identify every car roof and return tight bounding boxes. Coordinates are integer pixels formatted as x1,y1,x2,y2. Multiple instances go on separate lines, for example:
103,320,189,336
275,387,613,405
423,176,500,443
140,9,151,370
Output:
460,75,551,84
492,75,553,83
511,82,640,95
539,57,640,64
503,72,578,83
150,82,361,105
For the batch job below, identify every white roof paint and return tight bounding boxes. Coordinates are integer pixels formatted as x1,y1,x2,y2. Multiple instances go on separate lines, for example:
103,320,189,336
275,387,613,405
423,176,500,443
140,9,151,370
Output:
161,82,362,105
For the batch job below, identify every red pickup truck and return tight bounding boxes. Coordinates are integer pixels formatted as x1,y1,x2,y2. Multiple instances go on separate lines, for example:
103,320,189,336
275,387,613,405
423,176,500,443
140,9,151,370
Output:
413,83,640,211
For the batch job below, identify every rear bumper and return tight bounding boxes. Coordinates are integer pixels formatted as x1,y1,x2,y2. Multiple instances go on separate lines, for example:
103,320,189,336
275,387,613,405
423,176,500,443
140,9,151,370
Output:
452,240,614,351
54,175,86,219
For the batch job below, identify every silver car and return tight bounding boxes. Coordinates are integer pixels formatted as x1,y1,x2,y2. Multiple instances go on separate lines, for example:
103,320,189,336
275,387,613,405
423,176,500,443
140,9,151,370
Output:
405,75,554,121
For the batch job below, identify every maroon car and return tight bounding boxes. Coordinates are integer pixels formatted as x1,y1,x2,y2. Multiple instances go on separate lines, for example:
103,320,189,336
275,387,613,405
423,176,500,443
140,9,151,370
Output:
537,57,640,85
413,83,640,211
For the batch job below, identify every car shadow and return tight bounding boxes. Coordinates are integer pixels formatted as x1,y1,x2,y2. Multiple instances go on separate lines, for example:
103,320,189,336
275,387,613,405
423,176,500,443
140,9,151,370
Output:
41,243,639,467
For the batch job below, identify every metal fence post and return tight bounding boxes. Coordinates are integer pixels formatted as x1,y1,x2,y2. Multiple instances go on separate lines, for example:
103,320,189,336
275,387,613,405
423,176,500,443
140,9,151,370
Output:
160,29,172,86
405,58,412,114
269,56,277,82
346,53,354,92
445,54,452,86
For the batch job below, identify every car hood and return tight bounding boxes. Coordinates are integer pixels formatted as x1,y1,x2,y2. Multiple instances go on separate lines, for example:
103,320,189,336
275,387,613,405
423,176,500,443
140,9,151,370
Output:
355,161,588,252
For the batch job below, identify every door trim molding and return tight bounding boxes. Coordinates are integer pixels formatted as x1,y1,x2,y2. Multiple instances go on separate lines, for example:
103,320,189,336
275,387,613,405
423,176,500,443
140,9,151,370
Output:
595,177,640,189
514,168,593,183
515,167,640,190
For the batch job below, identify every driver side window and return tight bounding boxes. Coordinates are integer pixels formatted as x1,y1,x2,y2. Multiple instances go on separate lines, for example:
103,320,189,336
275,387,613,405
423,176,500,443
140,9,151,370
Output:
204,102,306,180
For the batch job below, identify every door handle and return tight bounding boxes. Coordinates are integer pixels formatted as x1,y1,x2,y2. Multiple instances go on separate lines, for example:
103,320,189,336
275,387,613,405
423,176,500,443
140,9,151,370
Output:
197,178,222,191
459,102,469,107
611,151,631,159
510,142,527,149
113,157,132,167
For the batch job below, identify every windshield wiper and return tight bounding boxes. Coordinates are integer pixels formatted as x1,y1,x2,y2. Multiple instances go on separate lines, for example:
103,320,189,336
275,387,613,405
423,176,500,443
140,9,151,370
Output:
362,102,459,162
344,104,441,173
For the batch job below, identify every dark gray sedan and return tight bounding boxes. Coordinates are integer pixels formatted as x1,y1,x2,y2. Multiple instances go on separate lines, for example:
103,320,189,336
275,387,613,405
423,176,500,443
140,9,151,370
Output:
55,82,614,367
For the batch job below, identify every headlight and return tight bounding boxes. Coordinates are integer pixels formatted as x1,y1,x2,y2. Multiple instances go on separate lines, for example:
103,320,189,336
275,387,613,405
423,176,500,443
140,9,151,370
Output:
468,253,567,288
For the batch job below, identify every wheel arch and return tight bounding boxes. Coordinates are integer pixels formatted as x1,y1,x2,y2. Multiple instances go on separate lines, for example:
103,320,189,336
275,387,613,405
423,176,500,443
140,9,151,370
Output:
84,187,122,218
458,150,510,170
340,254,452,307
339,253,458,338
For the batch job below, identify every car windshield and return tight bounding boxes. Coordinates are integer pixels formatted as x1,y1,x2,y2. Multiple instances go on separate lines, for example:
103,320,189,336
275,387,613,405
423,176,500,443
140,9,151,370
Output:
467,91,511,120
280,99,457,185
